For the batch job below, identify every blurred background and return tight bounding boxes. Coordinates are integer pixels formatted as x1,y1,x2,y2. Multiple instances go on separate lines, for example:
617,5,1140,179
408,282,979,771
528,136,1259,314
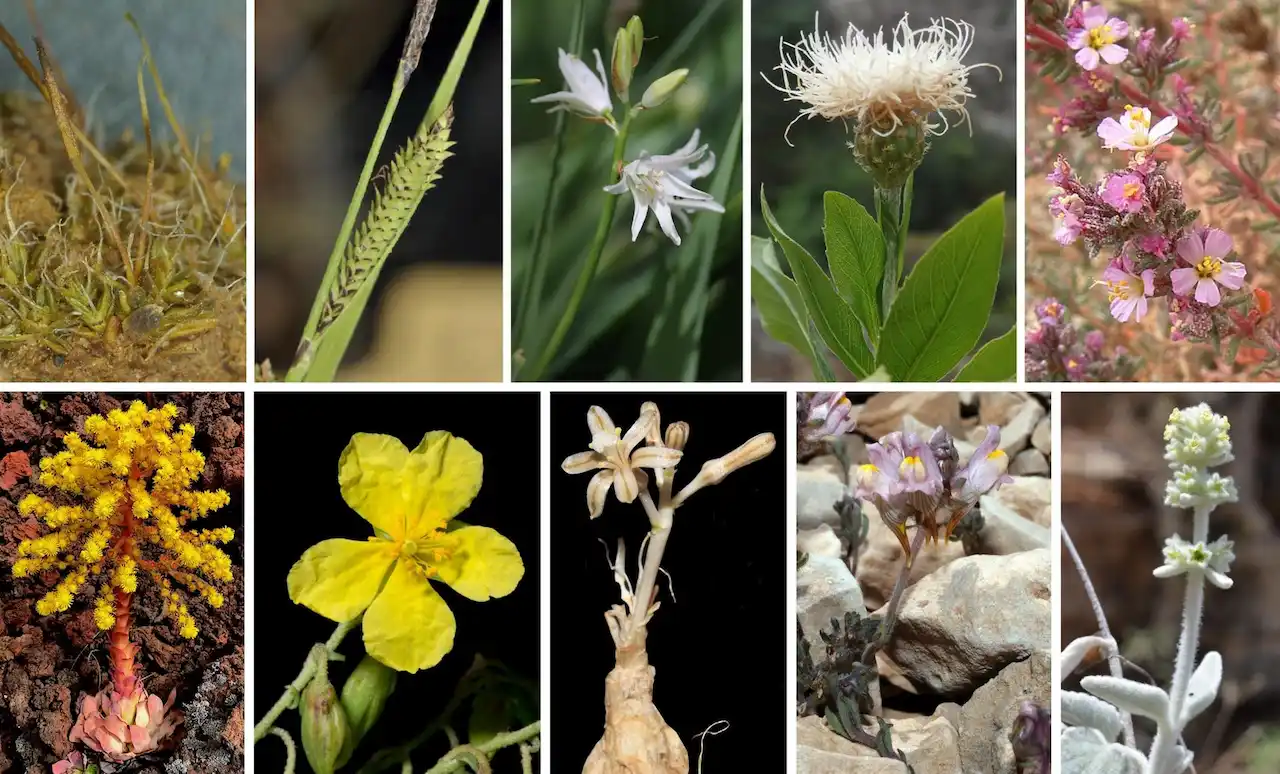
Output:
1063,393,1280,772
256,0,502,381
511,0,743,381
751,0,1016,381
0,0,245,176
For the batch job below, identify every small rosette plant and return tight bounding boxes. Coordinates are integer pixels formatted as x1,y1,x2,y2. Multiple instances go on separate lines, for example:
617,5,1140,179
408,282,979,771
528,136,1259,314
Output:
12,401,234,761
753,14,1014,382
288,431,524,673
1061,404,1236,774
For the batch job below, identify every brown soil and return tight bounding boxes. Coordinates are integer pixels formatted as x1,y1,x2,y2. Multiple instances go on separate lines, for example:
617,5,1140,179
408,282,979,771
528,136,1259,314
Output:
0,392,244,773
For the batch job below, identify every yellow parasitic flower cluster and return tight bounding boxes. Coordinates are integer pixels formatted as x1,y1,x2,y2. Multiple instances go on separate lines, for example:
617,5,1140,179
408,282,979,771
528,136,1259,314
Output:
12,401,235,639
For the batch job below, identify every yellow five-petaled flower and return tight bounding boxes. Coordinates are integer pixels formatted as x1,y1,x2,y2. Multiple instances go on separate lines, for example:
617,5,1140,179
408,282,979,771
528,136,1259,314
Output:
287,431,524,673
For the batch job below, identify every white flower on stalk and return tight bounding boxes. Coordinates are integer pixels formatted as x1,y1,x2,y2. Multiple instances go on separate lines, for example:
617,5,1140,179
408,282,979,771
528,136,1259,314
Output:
1153,534,1236,589
530,48,617,132
765,13,995,143
603,130,724,246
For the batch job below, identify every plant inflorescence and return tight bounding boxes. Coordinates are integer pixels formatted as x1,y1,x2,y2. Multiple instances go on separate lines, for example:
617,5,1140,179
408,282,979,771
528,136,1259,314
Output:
0,18,246,381
13,400,234,761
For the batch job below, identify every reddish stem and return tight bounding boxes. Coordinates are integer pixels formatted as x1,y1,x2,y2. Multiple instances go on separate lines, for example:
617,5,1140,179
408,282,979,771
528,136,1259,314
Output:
1026,20,1280,220
108,469,141,696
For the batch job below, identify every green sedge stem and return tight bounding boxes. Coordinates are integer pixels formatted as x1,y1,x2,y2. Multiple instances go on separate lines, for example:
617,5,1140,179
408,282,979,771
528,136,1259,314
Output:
285,75,406,382
252,616,361,742
514,0,587,346
874,182,909,322
521,111,633,381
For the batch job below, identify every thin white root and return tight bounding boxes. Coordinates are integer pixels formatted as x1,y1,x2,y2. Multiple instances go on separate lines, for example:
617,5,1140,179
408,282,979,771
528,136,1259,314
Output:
693,721,729,774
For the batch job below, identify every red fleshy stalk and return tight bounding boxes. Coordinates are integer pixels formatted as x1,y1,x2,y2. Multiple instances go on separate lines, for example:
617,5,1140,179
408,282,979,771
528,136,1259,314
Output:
108,479,140,696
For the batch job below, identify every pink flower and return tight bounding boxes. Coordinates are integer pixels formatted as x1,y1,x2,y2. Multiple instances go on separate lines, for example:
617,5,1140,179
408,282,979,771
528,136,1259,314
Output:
1170,228,1246,306
1170,16,1192,41
1136,233,1170,259
1067,5,1130,70
1050,193,1083,245
1097,105,1178,152
1099,172,1145,213
1100,256,1155,322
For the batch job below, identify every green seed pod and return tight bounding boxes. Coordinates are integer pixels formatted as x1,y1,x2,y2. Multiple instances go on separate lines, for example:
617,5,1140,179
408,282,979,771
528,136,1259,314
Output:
300,653,351,774
340,654,399,746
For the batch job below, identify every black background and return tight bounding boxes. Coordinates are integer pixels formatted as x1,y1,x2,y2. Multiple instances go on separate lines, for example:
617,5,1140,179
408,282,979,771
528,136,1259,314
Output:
253,392,540,772
550,393,787,770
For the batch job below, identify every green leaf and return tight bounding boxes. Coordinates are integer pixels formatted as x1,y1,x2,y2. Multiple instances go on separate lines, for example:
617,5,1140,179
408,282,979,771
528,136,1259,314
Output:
876,193,1006,381
759,187,873,377
954,327,1017,381
823,191,883,336
750,237,835,381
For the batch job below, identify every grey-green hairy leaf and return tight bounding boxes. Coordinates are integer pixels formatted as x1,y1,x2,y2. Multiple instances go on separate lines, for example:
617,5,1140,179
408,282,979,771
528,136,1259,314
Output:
1182,651,1222,724
1062,691,1123,742
877,193,1005,381
1081,675,1171,723
823,191,883,336
759,187,873,377
1062,727,1144,774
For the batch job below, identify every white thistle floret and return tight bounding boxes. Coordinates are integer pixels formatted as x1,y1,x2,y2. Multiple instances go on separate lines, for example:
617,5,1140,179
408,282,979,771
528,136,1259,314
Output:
765,13,998,144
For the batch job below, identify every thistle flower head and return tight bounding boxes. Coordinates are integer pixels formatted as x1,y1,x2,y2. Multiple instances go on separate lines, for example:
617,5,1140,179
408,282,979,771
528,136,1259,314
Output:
12,402,234,639
767,13,995,148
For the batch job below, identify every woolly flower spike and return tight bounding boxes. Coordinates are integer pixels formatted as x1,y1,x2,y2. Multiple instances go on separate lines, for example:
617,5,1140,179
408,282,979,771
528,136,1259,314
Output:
1154,535,1235,589
766,13,994,141
1097,104,1177,153
1163,403,1233,469
13,402,233,638
1100,255,1154,322
288,432,524,673
530,48,617,132
603,130,724,246
1067,5,1130,71
561,406,682,517
1171,228,1246,307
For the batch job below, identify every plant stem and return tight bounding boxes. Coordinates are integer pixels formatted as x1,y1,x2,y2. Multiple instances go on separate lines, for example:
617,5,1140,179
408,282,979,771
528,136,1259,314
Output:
874,183,909,322
1062,525,1136,749
629,523,672,631
270,727,298,774
520,111,633,381
110,481,139,695
1148,505,1212,774
420,721,541,774
862,525,926,664
253,616,361,742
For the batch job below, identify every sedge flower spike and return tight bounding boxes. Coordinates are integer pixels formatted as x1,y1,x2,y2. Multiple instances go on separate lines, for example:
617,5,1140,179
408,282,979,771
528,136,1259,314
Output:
288,432,524,673
12,401,235,761
530,48,618,132
603,130,724,246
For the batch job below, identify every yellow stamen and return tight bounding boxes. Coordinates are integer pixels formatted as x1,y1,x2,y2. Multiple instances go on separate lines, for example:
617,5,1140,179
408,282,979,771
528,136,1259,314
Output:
1106,280,1131,302
1195,256,1221,279
1088,24,1116,49
1123,182,1140,199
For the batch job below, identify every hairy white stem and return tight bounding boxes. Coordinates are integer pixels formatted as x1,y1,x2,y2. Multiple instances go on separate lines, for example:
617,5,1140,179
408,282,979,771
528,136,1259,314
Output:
1147,505,1211,774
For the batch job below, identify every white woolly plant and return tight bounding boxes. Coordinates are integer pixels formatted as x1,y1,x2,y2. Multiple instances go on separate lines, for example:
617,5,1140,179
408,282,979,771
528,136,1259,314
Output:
1061,404,1239,774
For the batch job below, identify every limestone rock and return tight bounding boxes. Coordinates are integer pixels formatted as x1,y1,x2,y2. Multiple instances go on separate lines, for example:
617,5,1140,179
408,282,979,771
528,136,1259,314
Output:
798,524,843,559
974,496,1050,555
1009,449,1049,476
798,468,846,530
797,555,866,665
855,502,965,610
857,393,963,440
986,477,1052,527
957,652,1052,774
1031,418,1051,455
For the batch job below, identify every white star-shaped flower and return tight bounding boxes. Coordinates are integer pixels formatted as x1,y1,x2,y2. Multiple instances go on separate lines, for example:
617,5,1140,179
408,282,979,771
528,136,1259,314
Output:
530,48,617,132
603,130,724,246
1153,534,1235,589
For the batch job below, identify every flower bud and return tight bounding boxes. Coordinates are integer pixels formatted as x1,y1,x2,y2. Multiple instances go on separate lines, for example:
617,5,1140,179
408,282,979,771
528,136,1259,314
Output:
640,68,688,109
611,27,634,101
641,401,663,445
672,433,775,507
340,654,398,749
301,652,351,774
852,116,928,189
664,421,689,451
625,16,644,67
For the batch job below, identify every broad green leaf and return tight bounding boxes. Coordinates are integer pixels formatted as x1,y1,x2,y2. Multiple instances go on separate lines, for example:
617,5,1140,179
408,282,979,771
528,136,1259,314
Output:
823,191,883,335
751,237,835,381
759,188,873,377
954,327,1016,381
876,194,1005,382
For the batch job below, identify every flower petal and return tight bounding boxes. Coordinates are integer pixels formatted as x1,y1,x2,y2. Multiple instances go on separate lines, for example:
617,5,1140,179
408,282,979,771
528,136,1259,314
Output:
612,464,640,503
1076,47,1100,70
401,432,484,535
338,433,412,538
587,406,616,437
562,450,608,474
1202,228,1232,258
1169,267,1197,296
587,470,613,518
363,557,457,673
622,410,656,453
1195,277,1221,306
1176,232,1204,263
631,446,683,470
288,539,397,622
432,525,525,601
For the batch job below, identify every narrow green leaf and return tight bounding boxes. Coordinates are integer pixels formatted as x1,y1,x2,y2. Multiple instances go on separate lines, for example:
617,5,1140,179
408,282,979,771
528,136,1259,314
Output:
751,237,835,381
954,326,1017,381
823,191,883,336
759,187,873,377
876,193,1006,382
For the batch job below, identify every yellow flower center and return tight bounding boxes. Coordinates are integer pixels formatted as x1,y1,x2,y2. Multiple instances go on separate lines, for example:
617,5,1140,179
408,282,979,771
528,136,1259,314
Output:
1195,256,1221,279
1106,280,1131,302
1122,182,1140,199
1089,24,1116,49
1067,358,1079,369
899,456,924,480
987,449,1006,461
